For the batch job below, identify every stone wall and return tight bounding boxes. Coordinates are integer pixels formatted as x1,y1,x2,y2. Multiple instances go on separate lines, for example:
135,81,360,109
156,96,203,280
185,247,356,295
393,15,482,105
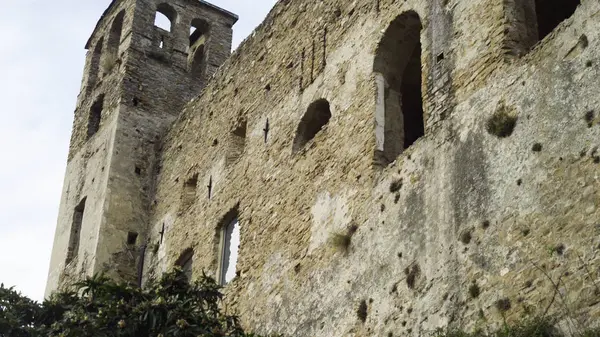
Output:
46,0,236,296
144,0,600,336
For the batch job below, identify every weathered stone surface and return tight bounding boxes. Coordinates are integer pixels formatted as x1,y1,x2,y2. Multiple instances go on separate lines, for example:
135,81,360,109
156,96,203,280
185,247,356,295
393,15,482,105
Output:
45,0,236,295
48,0,600,335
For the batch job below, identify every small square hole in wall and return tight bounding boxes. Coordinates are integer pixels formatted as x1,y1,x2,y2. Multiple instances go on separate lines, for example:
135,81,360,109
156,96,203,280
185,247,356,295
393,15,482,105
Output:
127,232,138,245
135,166,142,175
436,53,444,63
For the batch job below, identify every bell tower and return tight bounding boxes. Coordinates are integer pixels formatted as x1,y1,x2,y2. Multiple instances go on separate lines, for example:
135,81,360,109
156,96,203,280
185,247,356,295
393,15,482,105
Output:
45,0,237,296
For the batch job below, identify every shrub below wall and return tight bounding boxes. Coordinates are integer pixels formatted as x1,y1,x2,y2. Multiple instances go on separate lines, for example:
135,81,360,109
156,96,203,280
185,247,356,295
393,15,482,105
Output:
0,269,267,337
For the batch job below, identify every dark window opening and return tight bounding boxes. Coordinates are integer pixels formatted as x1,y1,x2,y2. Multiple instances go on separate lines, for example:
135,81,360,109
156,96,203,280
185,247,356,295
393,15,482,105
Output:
105,10,125,73
226,121,247,166
87,38,103,92
189,19,209,46
87,95,104,139
127,232,138,245
154,3,177,32
190,45,205,76
292,99,332,154
176,248,193,282
402,42,425,149
181,174,198,210
66,197,86,264
535,0,579,42
436,53,445,63
373,11,424,165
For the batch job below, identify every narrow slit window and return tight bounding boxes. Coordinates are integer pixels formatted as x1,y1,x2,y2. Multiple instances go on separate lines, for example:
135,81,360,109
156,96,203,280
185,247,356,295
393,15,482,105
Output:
66,197,86,264
219,217,240,285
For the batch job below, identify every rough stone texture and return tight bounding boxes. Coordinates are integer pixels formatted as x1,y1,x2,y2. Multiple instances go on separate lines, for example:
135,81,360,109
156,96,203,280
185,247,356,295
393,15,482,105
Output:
48,0,600,336
45,0,236,295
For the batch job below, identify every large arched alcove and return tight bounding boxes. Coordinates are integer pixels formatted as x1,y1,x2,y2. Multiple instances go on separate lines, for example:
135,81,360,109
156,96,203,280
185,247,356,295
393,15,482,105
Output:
373,11,424,166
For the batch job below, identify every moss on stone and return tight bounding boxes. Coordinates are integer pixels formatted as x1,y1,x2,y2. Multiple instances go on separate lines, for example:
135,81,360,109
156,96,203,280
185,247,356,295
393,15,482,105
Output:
487,107,517,138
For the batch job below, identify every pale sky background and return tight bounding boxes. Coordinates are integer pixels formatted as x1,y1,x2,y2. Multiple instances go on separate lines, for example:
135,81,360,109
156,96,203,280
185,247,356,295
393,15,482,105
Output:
0,0,276,302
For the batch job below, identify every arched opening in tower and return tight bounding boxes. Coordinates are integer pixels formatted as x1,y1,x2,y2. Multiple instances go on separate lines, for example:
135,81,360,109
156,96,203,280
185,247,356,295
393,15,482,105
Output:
87,94,104,139
373,11,424,166
154,3,177,32
189,19,210,77
106,11,125,58
87,38,103,93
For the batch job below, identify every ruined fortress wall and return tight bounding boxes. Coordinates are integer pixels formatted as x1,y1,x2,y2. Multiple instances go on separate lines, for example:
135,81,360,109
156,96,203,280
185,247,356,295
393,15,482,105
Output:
46,0,236,295
142,0,598,335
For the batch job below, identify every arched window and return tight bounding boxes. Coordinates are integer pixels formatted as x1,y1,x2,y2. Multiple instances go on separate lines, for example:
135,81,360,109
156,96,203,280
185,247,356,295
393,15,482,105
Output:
189,19,210,76
218,210,240,285
106,11,125,61
175,248,194,282
373,11,424,166
189,18,209,46
292,99,332,154
87,37,103,93
154,3,177,32
534,0,579,42
87,94,104,139
66,197,86,265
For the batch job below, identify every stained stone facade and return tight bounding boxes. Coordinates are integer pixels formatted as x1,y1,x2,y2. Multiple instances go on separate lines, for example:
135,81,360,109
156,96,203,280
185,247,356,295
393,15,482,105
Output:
47,0,600,336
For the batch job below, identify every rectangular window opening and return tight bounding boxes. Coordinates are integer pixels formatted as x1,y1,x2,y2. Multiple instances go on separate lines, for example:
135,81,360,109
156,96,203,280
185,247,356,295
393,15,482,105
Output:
87,95,104,139
127,232,138,245
226,121,247,166
181,174,198,210
176,249,194,282
219,217,240,285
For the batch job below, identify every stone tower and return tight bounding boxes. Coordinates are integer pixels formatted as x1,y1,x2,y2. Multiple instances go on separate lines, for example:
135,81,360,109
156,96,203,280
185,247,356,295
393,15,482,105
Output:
45,0,237,296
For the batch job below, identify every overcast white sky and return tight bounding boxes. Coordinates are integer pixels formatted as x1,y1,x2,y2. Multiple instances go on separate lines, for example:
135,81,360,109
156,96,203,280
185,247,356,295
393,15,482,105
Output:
0,0,275,302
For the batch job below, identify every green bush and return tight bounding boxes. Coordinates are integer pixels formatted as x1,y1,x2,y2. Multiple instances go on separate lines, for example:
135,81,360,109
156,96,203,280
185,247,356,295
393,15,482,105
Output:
0,269,265,337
